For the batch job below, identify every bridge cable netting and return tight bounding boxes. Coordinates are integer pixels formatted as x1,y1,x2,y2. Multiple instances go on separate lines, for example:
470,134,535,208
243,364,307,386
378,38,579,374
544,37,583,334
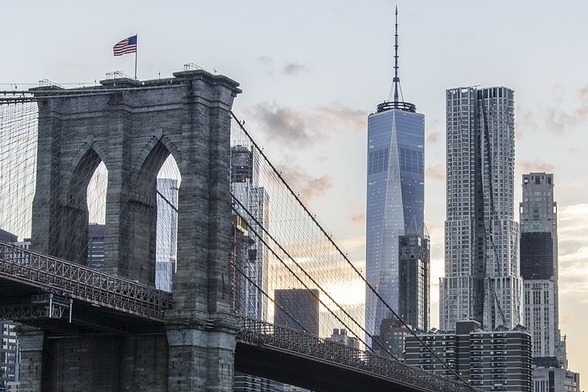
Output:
229,111,473,387
0,95,474,389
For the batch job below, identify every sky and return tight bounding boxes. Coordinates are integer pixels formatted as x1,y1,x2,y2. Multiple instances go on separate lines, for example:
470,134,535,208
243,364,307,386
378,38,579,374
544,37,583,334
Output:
3,0,588,386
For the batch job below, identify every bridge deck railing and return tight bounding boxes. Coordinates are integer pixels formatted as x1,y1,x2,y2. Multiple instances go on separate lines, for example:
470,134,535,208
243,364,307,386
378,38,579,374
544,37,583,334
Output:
237,317,481,392
0,241,173,320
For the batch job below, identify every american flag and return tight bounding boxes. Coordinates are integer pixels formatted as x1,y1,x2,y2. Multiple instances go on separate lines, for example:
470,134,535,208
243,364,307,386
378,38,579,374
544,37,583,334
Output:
113,35,137,56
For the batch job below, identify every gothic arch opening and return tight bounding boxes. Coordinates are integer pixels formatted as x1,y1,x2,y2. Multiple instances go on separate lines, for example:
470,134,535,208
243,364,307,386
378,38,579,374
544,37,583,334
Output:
61,148,103,265
155,156,181,292
87,162,108,268
126,140,181,287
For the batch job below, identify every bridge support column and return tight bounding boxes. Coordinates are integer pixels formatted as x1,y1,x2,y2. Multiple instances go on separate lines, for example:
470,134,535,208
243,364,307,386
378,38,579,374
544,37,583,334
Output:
166,326,237,391
17,326,45,392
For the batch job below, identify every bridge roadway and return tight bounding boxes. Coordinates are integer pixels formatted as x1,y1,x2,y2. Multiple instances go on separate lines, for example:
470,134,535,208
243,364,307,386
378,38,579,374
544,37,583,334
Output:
0,241,478,392
0,241,172,333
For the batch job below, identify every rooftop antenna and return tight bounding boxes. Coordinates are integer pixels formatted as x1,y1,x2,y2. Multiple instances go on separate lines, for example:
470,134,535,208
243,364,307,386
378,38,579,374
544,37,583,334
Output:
392,6,400,103
379,6,416,113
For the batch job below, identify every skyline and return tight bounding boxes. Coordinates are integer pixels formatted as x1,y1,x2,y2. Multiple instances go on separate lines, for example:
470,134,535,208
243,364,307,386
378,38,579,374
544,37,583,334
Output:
2,0,588,388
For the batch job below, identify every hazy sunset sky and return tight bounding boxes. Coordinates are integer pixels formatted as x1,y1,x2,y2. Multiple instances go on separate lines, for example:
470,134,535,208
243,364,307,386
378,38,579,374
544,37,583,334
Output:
3,0,588,386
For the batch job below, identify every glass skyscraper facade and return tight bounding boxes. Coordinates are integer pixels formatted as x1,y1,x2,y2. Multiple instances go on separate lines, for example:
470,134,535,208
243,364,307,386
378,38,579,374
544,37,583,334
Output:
441,86,522,332
366,101,425,340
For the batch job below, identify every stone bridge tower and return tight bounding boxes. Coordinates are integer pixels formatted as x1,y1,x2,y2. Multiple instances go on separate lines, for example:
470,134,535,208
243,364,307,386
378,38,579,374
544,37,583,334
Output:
25,69,241,391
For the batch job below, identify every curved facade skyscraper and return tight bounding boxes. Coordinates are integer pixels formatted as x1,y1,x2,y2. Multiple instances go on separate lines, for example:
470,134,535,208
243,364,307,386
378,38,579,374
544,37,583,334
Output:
440,86,523,332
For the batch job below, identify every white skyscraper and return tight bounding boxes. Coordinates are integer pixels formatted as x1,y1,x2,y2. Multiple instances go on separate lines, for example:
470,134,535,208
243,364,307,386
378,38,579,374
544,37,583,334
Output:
441,86,523,331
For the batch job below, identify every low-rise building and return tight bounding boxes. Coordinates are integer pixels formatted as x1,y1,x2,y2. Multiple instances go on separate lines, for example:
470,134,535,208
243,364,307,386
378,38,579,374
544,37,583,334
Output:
533,367,580,392
405,320,532,392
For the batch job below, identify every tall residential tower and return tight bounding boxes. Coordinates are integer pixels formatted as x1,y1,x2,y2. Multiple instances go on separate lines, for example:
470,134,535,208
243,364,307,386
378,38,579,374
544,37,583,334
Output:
440,86,523,331
365,8,426,342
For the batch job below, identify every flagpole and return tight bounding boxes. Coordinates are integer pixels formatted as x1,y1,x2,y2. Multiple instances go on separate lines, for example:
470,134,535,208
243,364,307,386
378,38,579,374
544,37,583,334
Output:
134,34,138,80
134,51,137,80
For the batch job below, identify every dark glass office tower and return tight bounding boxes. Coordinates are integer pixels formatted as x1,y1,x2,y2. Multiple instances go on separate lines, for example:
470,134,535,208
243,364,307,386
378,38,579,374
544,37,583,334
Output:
398,234,430,332
274,289,320,336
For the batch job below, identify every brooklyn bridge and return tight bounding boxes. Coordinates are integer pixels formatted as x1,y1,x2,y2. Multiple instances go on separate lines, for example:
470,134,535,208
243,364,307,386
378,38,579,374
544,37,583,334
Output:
0,68,478,391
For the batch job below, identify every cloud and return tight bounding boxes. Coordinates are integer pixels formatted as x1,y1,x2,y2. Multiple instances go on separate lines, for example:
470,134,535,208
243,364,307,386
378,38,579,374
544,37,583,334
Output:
426,131,442,145
516,160,555,174
426,163,445,182
550,84,565,100
283,63,310,75
247,103,315,147
516,110,538,138
279,164,334,202
576,85,588,101
350,213,365,225
245,102,366,148
544,108,578,135
539,85,588,135
315,105,366,132
557,204,588,298
426,118,443,145
257,56,273,65
257,57,310,77
574,104,588,121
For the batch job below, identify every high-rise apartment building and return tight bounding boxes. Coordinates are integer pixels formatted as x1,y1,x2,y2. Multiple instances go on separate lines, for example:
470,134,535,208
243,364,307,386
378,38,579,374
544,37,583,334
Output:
519,173,560,360
441,86,522,331
365,9,425,342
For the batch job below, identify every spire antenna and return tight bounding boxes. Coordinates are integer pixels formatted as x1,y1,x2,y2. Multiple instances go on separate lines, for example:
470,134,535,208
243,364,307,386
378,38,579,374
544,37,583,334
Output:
378,6,416,113
393,6,400,103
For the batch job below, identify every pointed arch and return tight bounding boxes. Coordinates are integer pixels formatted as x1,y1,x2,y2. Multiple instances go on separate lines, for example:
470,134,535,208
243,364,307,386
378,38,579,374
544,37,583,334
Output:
133,135,182,188
67,147,103,209
125,139,184,285
57,147,104,265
